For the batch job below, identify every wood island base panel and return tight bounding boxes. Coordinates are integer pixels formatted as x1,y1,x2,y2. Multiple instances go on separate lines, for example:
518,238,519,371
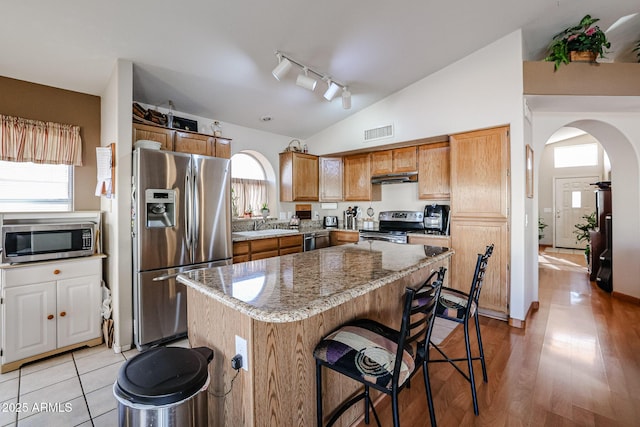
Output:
178,241,452,427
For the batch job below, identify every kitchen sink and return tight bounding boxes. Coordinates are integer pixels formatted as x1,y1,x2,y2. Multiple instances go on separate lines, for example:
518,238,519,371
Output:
233,229,299,237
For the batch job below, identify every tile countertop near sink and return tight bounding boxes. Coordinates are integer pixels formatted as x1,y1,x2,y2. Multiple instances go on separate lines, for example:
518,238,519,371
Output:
177,241,453,323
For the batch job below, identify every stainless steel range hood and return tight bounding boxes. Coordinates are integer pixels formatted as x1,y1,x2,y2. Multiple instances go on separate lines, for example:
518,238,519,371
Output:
371,172,418,184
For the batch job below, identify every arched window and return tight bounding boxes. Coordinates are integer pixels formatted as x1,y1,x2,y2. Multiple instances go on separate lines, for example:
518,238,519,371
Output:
231,153,267,217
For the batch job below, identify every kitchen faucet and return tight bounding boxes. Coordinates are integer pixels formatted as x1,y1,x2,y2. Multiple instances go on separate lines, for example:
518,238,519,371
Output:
254,219,267,230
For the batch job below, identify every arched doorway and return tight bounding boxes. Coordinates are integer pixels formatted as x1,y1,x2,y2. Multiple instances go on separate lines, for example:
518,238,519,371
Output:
538,128,610,250
533,117,640,299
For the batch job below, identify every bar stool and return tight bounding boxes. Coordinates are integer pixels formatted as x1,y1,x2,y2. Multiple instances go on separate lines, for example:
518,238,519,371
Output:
428,244,494,415
314,267,446,427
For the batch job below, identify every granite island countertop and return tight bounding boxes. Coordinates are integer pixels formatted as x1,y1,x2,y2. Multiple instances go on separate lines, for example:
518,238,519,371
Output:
177,241,452,323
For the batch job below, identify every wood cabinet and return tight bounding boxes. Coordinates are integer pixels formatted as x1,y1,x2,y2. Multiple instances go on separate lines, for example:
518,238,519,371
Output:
278,235,303,255
174,131,215,156
330,230,360,246
232,241,250,263
319,157,343,202
250,238,280,260
133,122,232,158
233,235,303,262
343,153,381,201
1,257,103,373
279,152,319,202
214,137,231,159
418,143,450,200
450,127,510,219
407,233,451,248
449,126,510,316
449,219,509,314
370,147,417,175
132,123,174,150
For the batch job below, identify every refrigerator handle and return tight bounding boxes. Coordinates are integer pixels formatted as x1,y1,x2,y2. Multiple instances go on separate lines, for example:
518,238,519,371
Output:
185,165,192,252
193,166,200,252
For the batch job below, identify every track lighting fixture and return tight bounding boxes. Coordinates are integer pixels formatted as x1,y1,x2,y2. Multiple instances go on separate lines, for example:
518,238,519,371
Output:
296,67,317,91
272,53,292,81
342,87,351,110
323,79,340,101
272,51,351,109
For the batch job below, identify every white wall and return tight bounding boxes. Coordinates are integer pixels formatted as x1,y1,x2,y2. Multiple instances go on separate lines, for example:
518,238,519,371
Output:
101,59,134,352
532,113,640,299
306,30,532,321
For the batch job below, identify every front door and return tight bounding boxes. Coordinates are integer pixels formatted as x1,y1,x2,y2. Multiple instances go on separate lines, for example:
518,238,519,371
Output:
554,176,598,248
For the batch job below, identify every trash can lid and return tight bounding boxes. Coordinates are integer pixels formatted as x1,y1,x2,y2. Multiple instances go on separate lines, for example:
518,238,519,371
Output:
115,346,214,405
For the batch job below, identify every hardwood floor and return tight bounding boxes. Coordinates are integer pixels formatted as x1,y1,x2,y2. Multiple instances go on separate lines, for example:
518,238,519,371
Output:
353,249,640,426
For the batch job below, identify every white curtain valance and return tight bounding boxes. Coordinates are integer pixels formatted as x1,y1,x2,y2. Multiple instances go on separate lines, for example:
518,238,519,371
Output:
0,114,82,166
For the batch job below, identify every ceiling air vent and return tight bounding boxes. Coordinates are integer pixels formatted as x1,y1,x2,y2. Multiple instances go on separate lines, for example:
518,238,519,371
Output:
364,124,393,142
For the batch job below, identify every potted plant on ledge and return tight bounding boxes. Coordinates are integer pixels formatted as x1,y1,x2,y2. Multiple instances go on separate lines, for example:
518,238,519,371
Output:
260,203,270,218
545,15,611,70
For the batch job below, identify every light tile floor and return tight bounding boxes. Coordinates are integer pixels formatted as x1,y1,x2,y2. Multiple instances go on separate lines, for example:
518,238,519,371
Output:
0,338,190,427
0,323,456,427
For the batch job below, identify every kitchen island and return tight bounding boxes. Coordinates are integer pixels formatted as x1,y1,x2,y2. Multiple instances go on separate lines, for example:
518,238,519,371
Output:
178,241,452,427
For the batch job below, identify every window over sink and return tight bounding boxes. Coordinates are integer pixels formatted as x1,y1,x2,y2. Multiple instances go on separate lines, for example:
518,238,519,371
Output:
0,160,73,211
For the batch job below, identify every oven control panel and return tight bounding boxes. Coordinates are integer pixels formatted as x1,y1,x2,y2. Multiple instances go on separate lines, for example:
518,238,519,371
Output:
378,211,423,222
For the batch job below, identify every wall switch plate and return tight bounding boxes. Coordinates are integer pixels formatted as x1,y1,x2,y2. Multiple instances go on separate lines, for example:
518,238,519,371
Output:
235,335,248,371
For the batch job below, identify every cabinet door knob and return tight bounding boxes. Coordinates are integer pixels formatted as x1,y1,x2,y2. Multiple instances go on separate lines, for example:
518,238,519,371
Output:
59,311,66,317
53,269,61,275
47,314,54,320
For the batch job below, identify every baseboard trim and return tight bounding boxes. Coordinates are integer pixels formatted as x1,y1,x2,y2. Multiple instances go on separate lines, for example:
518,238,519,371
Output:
508,300,539,329
612,291,640,305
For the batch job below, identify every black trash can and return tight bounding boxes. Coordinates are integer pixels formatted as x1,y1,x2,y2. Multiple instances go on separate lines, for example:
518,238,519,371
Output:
113,346,214,427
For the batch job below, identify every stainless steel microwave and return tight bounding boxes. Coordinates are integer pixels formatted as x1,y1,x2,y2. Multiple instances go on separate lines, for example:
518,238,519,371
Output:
1,223,95,264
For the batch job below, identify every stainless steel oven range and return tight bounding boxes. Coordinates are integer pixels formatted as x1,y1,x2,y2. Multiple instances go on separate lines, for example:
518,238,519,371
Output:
358,210,425,244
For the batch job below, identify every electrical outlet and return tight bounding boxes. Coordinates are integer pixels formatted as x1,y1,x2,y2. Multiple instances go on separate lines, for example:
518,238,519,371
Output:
235,335,248,371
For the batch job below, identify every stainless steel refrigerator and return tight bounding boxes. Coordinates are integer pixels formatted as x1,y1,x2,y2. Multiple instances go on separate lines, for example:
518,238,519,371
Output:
132,148,232,350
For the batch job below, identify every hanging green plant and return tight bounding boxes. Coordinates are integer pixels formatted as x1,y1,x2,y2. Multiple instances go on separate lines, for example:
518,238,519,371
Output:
544,15,611,70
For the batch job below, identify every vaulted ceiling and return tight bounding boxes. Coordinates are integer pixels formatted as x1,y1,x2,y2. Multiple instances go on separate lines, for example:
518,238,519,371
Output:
1,1,638,138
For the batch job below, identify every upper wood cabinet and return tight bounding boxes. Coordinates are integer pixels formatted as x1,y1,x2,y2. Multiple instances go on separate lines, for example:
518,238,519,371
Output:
370,147,417,175
133,122,232,158
214,138,231,159
319,157,343,202
174,131,214,156
449,126,510,219
132,123,174,151
279,152,319,202
343,153,381,201
418,143,450,200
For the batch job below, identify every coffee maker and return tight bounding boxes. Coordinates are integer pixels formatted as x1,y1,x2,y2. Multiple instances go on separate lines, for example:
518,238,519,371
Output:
423,204,450,235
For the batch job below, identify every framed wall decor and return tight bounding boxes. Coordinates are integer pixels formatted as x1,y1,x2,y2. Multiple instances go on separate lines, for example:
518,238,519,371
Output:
526,144,534,198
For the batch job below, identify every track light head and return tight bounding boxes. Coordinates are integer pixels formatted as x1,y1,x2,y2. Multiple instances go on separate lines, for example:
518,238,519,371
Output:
323,80,340,101
272,53,292,81
296,67,317,91
342,87,351,109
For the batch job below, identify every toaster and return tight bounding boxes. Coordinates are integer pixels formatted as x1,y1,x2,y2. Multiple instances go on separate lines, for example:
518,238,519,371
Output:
323,216,338,228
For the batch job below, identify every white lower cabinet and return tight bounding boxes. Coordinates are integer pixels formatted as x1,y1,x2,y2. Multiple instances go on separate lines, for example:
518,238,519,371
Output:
4,281,57,362
1,257,103,372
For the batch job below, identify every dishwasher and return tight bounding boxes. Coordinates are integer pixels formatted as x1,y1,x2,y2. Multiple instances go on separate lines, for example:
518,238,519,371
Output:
303,230,330,251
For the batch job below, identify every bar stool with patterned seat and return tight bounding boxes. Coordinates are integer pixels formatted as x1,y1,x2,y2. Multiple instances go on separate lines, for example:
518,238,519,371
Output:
428,244,494,415
313,267,446,427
